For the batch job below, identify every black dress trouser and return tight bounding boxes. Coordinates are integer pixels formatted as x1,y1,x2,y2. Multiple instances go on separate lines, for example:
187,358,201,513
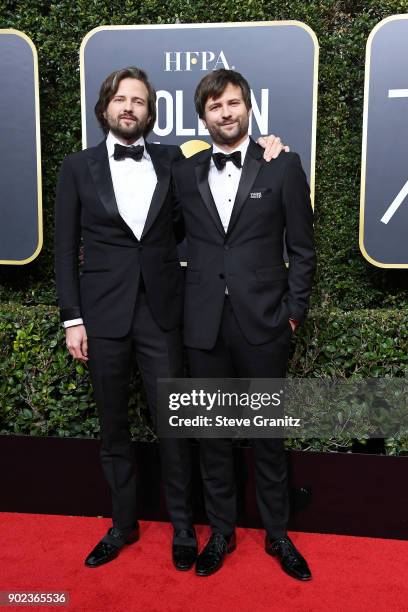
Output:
87,285,193,533
187,296,292,540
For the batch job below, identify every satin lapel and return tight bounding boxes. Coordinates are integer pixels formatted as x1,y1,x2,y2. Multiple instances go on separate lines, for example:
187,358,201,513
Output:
141,145,170,239
227,139,263,236
87,141,136,239
195,151,225,237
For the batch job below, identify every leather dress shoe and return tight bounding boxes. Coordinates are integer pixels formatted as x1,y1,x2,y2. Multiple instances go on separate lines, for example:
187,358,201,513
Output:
85,525,140,568
172,529,198,571
195,532,236,576
265,535,311,581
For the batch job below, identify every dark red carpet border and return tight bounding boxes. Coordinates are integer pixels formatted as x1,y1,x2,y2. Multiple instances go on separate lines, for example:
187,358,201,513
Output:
1,513,407,611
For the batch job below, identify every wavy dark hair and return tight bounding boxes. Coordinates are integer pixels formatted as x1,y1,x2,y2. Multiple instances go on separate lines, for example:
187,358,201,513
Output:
194,69,252,119
94,66,156,136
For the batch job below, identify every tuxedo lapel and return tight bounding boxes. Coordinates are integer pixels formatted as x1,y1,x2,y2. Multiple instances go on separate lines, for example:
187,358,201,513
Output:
141,143,170,239
87,140,136,240
195,149,225,237
227,138,263,236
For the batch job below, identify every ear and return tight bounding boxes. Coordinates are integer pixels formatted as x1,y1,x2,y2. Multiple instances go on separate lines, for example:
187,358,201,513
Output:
201,118,208,130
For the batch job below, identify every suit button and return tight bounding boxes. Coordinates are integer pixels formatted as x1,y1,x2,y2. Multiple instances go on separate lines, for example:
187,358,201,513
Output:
138,245,143,251
219,273,225,279
224,245,230,251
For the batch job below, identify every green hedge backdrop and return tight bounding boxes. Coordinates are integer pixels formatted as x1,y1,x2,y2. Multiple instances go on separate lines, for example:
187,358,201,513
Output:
1,0,408,453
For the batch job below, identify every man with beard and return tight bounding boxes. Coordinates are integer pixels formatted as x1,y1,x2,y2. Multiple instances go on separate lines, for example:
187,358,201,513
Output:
172,69,316,579
55,66,286,569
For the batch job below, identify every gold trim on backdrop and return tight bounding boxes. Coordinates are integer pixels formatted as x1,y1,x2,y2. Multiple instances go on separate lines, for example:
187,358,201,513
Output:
79,21,319,208
359,14,408,268
0,29,43,265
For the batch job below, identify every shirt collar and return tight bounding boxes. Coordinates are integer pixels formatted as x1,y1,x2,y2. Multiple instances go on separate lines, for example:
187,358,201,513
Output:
106,131,150,161
211,136,250,167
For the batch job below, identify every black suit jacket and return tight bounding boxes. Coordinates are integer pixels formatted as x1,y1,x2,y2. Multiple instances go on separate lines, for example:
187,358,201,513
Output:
55,139,184,338
172,138,316,349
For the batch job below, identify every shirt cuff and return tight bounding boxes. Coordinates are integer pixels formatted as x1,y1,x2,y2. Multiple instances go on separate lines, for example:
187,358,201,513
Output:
63,318,84,329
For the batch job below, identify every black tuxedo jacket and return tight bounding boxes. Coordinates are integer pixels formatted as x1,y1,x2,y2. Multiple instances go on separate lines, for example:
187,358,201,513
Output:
172,138,316,350
55,139,184,338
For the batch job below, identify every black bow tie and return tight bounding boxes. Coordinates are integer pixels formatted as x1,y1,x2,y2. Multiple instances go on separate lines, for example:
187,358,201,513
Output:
113,143,144,162
212,151,242,171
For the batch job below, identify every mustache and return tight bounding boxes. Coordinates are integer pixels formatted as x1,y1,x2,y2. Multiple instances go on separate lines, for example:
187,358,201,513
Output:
119,113,138,121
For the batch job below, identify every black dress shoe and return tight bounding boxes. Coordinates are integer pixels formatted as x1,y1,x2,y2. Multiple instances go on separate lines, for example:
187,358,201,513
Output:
265,535,312,581
195,532,236,576
172,529,198,571
85,525,140,568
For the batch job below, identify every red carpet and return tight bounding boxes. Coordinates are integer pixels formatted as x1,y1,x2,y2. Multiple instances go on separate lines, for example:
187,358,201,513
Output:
1,513,407,611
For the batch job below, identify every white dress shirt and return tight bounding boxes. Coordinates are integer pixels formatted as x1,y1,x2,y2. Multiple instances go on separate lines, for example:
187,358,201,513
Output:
107,132,157,240
64,131,157,328
207,136,250,295
208,136,250,232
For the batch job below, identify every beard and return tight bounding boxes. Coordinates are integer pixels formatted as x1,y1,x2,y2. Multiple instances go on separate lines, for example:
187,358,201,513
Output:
106,111,149,142
206,115,249,147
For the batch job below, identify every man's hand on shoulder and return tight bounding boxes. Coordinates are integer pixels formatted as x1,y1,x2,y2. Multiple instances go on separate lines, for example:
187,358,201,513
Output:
257,135,290,162
65,324,88,362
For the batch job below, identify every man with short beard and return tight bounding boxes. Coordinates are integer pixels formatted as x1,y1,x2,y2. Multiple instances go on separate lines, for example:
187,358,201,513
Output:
55,66,193,569
172,69,316,579
55,66,286,569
